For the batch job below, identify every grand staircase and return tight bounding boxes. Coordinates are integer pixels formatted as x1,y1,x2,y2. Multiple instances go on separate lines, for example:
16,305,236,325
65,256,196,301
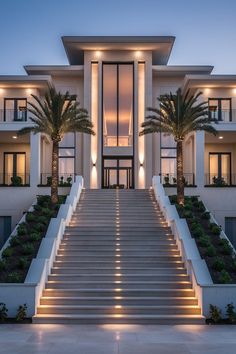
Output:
33,189,204,324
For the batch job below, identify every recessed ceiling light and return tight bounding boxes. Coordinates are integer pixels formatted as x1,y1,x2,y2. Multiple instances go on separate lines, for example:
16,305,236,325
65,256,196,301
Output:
12,136,17,139
219,136,223,139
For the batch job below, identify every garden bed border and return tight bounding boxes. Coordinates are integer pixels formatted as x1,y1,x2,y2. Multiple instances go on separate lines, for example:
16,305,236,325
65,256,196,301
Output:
0,176,83,317
152,175,236,317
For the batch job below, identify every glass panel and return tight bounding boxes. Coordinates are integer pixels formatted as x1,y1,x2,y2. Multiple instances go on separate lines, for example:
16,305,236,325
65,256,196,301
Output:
109,170,117,186
4,154,13,185
59,158,74,175
209,99,219,120
209,154,218,175
161,149,177,157
118,65,133,146
221,100,231,122
16,154,25,184
103,65,117,147
161,133,176,148
161,158,176,176
119,169,127,188
104,159,117,168
119,159,132,168
59,148,75,157
221,154,230,184
59,133,75,147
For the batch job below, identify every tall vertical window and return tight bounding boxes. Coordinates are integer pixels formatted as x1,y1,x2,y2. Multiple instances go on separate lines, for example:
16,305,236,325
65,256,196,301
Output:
4,152,26,185
103,63,133,147
209,152,231,185
59,133,75,180
160,133,176,183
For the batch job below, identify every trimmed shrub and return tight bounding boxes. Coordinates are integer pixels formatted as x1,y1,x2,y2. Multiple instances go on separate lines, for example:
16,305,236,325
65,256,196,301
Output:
209,304,222,323
190,196,198,203
33,204,42,212
211,225,221,236
2,247,13,258
197,201,205,212
205,245,217,257
22,243,34,255
0,260,6,271
219,270,232,284
28,232,41,242
37,215,48,225
17,224,27,236
184,203,192,211
201,211,211,220
212,258,225,272
16,304,27,322
41,208,54,217
198,235,211,247
18,257,29,270
32,223,45,232
226,303,236,323
10,236,20,247
219,239,232,255
192,227,204,238
0,303,8,322
25,212,35,223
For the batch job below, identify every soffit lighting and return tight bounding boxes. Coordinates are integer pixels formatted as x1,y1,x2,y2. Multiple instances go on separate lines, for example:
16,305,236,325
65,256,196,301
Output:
12,136,17,139
219,136,223,139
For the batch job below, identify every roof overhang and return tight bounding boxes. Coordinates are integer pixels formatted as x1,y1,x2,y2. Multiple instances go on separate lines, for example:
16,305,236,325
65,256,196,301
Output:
0,75,52,88
182,75,236,91
24,65,83,77
153,65,214,77
62,36,175,65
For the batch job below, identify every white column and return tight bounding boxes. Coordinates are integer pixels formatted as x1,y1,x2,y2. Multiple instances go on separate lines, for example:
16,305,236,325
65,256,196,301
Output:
194,131,205,187
30,132,41,187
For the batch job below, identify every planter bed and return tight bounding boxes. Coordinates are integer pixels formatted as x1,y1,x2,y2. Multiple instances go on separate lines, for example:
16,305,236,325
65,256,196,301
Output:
0,195,66,283
169,195,236,284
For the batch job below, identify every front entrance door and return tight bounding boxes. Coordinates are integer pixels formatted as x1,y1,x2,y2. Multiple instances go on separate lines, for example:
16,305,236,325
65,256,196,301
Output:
103,158,133,189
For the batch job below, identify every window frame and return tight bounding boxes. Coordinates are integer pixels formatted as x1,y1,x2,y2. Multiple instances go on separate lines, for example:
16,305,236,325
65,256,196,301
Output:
208,98,232,122
4,98,27,122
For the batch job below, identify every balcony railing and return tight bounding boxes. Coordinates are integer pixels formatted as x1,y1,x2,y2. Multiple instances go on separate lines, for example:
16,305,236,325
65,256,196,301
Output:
0,173,30,186
160,173,195,186
40,173,75,186
0,109,28,122
208,109,236,122
205,174,236,186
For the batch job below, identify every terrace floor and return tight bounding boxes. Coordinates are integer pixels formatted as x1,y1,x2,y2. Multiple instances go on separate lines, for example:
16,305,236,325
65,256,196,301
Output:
0,324,235,353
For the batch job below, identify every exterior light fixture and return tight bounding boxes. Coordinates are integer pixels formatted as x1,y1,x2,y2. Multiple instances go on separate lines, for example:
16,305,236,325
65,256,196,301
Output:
219,136,223,139
93,162,96,167
140,163,143,167
12,136,17,139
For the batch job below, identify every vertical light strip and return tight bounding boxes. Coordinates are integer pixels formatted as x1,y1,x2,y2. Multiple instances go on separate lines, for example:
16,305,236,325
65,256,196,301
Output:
91,62,98,188
138,62,145,188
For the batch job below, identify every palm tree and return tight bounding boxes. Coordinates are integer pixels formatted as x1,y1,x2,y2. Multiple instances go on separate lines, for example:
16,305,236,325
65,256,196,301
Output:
18,85,95,204
140,88,217,205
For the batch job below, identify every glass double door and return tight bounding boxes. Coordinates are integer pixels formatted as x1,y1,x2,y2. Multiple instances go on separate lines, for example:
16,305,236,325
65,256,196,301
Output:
103,158,133,189
209,153,231,185
4,152,26,185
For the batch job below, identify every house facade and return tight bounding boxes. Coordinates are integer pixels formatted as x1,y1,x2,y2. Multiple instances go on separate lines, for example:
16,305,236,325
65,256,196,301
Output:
0,36,236,247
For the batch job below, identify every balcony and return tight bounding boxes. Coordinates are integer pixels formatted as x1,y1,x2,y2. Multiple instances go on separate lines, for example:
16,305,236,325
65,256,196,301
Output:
0,109,28,123
40,173,75,187
0,173,30,186
205,174,236,186
160,173,195,187
209,109,236,123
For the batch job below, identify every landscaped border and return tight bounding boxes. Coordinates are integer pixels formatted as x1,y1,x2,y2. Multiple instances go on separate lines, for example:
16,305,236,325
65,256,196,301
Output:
0,176,83,317
153,176,236,317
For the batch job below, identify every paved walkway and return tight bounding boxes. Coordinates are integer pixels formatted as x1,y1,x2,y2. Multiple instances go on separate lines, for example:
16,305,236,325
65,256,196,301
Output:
0,324,236,353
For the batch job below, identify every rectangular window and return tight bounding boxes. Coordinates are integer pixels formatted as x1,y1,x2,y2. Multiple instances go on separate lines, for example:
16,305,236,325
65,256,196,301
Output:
0,216,11,248
208,98,231,122
103,63,133,147
209,152,231,185
160,133,177,182
59,133,75,179
225,217,236,249
4,152,26,185
4,98,27,122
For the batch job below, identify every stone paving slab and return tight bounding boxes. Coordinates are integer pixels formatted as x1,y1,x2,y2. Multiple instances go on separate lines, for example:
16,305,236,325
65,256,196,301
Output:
0,324,236,354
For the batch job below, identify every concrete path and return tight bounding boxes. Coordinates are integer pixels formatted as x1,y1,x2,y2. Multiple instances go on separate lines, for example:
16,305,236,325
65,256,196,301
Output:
0,324,235,353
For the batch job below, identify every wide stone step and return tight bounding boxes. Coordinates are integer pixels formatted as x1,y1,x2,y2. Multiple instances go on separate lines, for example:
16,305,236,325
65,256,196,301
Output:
33,314,205,325
40,296,198,306
45,280,191,290
53,260,184,268
59,241,177,247
57,250,180,256
43,288,195,297
55,256,182,263
48,274,189,282
37,304,201,315
51,267,187,275
58,244,178,251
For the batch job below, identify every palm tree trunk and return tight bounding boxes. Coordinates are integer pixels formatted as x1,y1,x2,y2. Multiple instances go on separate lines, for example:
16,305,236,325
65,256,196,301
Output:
176,140,184,205
51,139,59,204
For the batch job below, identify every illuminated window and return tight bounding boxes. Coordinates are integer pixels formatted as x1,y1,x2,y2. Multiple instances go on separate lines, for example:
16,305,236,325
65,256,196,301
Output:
103,64,133,147
208,98,232,122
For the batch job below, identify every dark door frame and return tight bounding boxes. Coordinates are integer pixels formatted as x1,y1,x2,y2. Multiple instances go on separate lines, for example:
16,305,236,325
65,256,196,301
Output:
209,152,232,185
3,152,26,184
102,156,134,189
